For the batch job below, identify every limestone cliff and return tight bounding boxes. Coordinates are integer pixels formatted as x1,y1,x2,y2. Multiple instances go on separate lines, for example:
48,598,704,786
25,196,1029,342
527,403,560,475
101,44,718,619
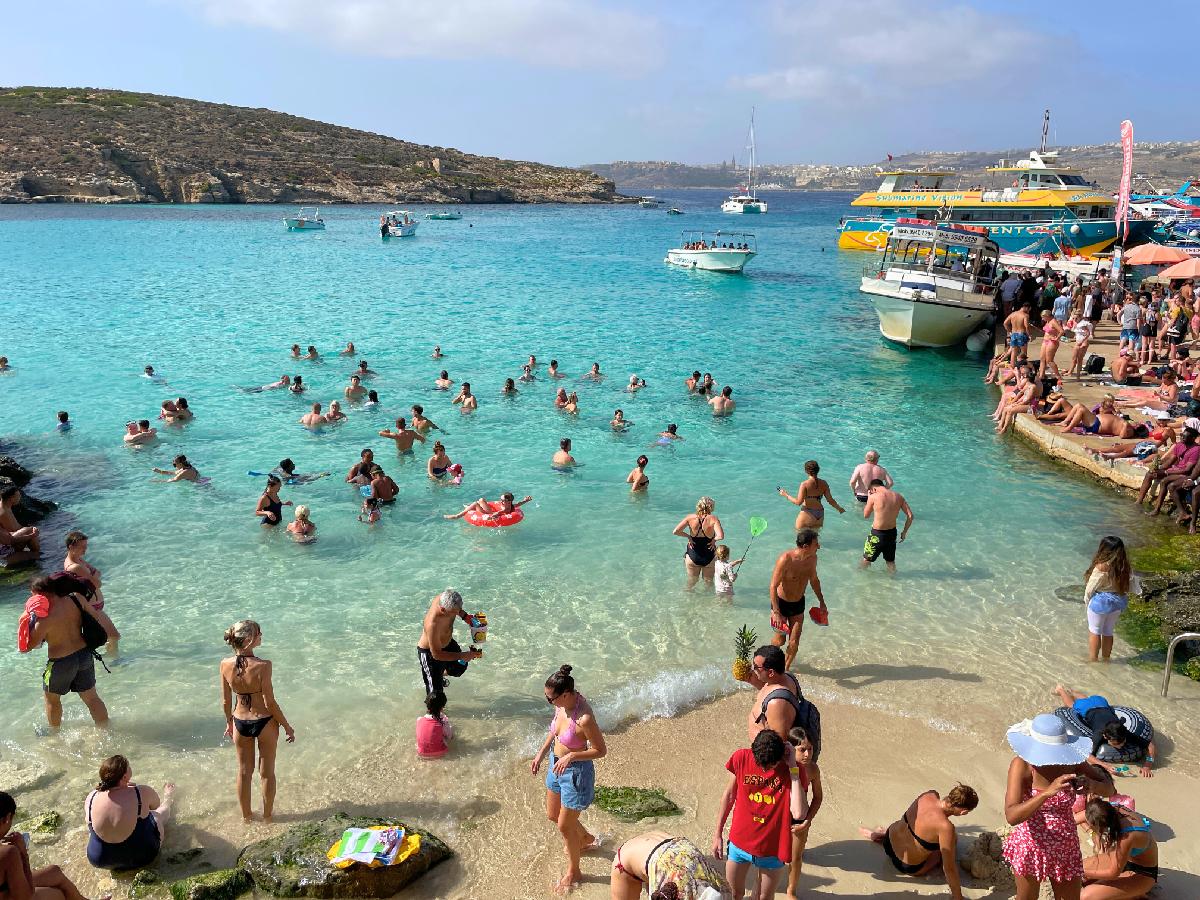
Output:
0,87,617,204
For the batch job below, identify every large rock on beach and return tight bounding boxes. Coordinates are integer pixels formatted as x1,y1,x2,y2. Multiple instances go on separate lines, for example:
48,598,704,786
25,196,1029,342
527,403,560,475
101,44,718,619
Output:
168,868,252,900
238,814,451,898
959,829,1015,891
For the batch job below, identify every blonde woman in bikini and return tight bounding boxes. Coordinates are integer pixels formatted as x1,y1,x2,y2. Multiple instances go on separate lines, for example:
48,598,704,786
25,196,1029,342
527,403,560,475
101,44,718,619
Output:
220,620,295,823
779,460,844,530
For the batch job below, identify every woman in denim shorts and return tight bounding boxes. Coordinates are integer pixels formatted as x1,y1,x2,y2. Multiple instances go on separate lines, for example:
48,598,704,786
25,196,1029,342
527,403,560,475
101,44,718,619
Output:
532,664,608,894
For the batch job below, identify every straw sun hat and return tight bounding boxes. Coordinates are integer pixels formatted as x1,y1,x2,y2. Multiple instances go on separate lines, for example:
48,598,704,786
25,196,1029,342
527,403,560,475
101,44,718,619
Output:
1006,713,1090,766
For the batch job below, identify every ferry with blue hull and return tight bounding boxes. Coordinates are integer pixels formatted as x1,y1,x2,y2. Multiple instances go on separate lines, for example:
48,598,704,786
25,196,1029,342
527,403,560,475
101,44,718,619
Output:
838,150,1156,257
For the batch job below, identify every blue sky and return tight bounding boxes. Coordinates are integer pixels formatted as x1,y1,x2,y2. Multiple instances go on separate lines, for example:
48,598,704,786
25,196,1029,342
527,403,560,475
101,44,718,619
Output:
4,0,1196,167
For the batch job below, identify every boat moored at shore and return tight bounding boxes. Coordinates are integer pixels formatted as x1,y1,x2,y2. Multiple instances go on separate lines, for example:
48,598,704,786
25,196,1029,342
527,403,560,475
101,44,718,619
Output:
665,230,757,273
860,218,999,348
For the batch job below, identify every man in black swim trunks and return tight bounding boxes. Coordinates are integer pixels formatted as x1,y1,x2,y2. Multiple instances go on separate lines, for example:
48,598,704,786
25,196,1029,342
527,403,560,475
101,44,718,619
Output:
768,529,825,671
861,480,913,574
27,573,117,730
417,590,482,696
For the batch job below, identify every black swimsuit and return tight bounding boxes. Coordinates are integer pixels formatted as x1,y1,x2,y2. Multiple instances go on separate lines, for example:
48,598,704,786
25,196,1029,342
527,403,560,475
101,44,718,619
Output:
260,493,282,525
882,796,939,875
686,515,715,567
230,656,272,738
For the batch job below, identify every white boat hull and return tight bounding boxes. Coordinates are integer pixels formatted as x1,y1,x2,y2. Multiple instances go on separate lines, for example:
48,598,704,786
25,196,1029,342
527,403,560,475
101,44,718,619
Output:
721,200,767,214
387,222,419,237
284,219,324,231
665,249,756,273
860,278,992,348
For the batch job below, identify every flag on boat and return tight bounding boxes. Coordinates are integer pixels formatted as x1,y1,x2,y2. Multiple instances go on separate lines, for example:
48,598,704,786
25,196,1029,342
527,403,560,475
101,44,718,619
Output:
1116,120,1134,243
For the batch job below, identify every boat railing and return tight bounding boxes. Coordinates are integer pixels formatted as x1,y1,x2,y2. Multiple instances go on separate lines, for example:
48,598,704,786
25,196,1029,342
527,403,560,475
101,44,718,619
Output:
1161,632,1200,697
864,260,997,294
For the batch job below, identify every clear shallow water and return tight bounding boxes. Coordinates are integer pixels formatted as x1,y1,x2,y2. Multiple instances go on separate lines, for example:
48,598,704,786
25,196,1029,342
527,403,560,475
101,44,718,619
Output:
1,192,1197,822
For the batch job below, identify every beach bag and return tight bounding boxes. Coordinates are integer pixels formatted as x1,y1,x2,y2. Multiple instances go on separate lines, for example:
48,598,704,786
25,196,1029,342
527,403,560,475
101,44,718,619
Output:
17,594,51,653
1085,354,1105,375
72,595,108,652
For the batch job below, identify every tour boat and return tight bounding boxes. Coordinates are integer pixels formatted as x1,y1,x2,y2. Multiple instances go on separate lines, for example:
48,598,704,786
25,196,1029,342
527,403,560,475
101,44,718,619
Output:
284,207,325,231
665,231,756,273
381,210,419,237
859,218,1000,348
638,196,665,208
721,109,767,214
837,150,1155,257
427,211,463,220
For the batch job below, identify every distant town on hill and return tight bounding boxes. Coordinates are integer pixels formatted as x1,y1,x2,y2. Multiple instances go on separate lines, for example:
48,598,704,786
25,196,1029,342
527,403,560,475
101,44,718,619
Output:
585,141,1200,194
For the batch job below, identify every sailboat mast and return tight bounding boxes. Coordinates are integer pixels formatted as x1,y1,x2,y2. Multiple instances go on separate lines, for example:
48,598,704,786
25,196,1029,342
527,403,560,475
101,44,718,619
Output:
1039,108,1050,154
748,108,756,199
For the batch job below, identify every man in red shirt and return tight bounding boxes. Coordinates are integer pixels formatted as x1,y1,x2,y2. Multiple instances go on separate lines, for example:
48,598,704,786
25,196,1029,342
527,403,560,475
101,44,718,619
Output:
712,730,802,899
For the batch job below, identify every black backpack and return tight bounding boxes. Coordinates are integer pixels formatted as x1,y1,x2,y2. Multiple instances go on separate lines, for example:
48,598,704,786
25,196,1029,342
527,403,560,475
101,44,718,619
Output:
759,680,823,760
1085,354,1105,375
71,595,111,672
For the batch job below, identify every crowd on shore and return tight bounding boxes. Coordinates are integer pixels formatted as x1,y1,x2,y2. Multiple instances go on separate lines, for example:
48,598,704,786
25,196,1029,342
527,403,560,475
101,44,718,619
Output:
0,339,1175,900
990,268,1200,529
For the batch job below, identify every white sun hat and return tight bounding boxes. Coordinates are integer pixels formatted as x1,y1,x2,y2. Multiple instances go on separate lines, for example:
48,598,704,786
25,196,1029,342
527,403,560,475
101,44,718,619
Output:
1006,713,1090,766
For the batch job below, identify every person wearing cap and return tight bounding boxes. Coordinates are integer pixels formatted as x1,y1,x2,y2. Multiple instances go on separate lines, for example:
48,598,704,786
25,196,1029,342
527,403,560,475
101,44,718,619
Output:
417,590,482,696
1003,714,1107,900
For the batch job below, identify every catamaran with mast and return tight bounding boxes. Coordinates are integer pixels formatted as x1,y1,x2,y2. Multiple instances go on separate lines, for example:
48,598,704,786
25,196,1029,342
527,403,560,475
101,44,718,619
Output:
722,110,767,214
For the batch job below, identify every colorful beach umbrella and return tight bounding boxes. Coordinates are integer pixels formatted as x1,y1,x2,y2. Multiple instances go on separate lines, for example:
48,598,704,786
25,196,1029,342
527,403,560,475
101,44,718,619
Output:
1158,258,1200,280
1123,244,1190,266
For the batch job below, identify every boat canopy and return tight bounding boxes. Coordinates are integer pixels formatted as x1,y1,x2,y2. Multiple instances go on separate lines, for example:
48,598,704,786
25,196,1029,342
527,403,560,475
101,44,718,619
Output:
874,171,954,192
676,229,757,250
879,218,999,278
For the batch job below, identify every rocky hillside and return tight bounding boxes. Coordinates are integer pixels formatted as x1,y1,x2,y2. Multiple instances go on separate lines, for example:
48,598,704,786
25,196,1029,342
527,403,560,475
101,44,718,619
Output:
0,87,617,204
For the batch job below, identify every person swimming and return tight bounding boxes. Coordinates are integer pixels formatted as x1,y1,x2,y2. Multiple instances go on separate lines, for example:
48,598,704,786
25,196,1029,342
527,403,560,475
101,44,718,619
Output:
611,409,632,431
657,423,683,444
627,455,649,492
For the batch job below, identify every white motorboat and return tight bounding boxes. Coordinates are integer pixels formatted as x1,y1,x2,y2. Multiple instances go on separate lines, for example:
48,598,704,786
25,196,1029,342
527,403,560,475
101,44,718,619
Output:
859,218,1000,348
284,207,325,230
638,196,665,208
427,211,463,220
722,109,767,214
667,207,684,215
381,210,419,237
665,230,757,273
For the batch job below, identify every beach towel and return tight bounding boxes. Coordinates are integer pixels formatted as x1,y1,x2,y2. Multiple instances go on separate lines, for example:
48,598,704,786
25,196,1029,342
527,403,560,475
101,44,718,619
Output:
326,826,419,869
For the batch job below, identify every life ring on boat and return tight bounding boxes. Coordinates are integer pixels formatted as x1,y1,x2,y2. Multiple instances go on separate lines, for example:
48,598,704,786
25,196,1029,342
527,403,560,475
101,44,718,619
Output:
1053,705,1154,762
464,501,524,527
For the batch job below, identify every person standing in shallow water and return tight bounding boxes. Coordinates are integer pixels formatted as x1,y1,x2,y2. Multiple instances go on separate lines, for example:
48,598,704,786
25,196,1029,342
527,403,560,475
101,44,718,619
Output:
779,460,843,530
220,620,295,823
861,480,913,574
673,496,724,590
769,529,825,671
531,665,607,896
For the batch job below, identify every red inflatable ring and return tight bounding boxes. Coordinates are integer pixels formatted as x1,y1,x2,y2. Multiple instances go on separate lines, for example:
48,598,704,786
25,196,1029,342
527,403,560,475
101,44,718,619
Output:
464,501,524,527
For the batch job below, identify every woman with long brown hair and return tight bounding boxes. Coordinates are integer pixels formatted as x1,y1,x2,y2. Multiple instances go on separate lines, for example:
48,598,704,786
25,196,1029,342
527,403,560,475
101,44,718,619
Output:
1083,537,1135,662
1081,798,1158,898
220,620,295,822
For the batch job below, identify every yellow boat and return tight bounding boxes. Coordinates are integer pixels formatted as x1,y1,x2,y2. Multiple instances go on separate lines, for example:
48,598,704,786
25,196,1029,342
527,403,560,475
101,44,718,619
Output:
838,151,1155,258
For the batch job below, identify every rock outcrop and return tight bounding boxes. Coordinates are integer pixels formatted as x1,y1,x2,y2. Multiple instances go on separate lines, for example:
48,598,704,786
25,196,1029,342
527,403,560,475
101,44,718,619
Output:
238,814,451,898
0,88,618,205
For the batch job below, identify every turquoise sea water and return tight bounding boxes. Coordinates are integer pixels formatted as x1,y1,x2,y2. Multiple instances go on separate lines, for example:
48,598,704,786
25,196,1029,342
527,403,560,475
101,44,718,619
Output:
1,192,1197,820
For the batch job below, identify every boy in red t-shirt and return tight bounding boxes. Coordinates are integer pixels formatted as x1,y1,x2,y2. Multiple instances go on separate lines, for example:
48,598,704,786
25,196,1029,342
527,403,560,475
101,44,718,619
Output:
713,729,807,899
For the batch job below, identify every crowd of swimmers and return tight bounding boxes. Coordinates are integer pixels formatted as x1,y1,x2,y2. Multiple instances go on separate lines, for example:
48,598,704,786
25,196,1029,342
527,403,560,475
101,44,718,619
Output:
0,335,1173,900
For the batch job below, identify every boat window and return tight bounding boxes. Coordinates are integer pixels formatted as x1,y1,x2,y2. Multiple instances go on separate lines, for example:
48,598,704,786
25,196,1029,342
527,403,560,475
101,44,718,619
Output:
1061,174,1089,186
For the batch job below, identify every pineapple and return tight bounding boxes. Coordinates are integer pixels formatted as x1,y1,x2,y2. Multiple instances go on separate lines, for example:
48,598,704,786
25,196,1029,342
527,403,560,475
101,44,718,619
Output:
732,625,758,682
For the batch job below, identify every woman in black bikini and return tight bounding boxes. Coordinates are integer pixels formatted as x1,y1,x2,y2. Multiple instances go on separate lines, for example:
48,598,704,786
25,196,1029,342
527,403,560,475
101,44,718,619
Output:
860,785,977,889
672,496,724,590
220,620,295,823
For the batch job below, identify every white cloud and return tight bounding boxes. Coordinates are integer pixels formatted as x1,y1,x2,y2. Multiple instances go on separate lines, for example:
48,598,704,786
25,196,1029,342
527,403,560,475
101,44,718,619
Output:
186,0,662,74
734,0,1056,102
